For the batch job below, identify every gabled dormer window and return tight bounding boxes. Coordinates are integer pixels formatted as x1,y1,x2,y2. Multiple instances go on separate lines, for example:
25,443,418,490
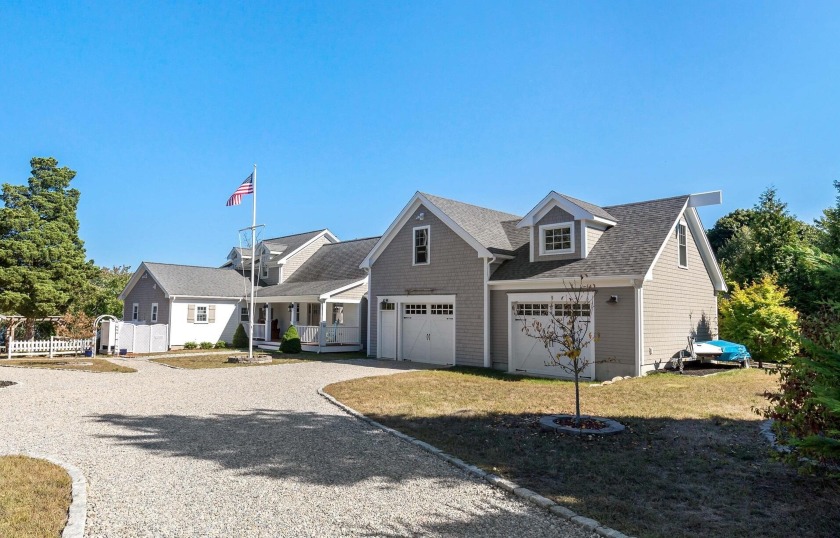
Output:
677,223,688,268
539,222,575,255
413,226,429,265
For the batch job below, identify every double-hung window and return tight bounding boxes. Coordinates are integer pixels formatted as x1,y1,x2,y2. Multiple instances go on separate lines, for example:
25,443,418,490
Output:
132,303,139,321
413,226,430,265
677,223,688,268
151,303,158,323
240,307,249,322
195,305,208,323
540,223,575,255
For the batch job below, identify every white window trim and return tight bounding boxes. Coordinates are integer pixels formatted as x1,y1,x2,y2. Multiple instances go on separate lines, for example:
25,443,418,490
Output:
132,303,139,321
539,222,575,256
412,225,430,266
677,222,688,269
150,303,158,323
195,304,209,324
240,306,249,322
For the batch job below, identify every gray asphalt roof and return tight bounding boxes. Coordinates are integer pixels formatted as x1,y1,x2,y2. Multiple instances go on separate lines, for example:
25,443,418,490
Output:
490,195,690,281
421,193,530,253
142,262,251,298
260,230,328,257
257,237,379,298
558,193,617,222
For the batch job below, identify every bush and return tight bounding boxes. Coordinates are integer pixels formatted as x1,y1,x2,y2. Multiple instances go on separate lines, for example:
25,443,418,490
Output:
761,342,840,468
214,341,227,349
232,323,248,348
199,341,214,349
280,325,301,353
184,341,198,350
719,275,800,365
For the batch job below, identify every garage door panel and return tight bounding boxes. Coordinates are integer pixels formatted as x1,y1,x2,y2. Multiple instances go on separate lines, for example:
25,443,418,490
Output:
511,302,594,379
402,312,430,362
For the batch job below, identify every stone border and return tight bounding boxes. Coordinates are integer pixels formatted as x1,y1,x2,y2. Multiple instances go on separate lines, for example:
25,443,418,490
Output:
540,414,625,435
318,386,634,538
760,420,792,454
0,451,87,538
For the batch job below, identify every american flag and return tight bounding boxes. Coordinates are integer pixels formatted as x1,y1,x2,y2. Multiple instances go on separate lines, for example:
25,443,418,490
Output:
226,173,255,206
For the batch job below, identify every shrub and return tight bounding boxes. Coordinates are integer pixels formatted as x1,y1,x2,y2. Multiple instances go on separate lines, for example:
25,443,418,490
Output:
184,341,198,350
761,341,840,468
214,341,227,349
280,325,301,353
199,341,214,349
719,275,800,365
232,323,248,348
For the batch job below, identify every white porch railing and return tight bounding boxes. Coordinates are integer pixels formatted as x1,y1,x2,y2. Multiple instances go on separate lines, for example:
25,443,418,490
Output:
6,337,94,358
296,325,360,345
297,325,320,343
251,324,266,340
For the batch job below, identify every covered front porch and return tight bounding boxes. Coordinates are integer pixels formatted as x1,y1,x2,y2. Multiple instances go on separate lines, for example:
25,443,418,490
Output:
249,298,364,353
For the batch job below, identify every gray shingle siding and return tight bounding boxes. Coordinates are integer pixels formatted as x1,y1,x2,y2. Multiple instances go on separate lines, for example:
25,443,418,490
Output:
369,204,485,366
490,286,636,380
533,207,584,262
642,214,717,372
123,269,168,323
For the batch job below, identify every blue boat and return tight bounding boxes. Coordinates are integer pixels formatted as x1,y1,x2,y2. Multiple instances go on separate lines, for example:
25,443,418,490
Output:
692,339,752,366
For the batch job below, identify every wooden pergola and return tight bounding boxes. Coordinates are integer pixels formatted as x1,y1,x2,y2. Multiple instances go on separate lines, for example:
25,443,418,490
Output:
0,315,63,359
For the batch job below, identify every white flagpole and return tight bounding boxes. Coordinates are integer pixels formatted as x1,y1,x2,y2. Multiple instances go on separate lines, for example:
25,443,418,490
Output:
248,164,257,359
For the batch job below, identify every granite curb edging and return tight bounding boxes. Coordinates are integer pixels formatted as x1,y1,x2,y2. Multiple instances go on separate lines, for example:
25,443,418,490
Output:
0,451,87,538
318,386,634,538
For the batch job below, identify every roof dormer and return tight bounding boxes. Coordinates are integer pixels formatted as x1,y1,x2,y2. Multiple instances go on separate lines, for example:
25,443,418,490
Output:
517,192,617,263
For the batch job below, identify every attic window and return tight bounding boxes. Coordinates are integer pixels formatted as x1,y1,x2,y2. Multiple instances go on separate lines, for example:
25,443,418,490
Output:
413,226,429,265
677,223,688,268
539,222,575,255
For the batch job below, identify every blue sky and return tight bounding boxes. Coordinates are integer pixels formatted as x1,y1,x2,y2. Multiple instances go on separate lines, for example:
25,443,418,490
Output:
1,1,838,269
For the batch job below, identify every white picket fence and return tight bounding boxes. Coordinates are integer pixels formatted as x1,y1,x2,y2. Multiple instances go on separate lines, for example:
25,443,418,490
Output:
6,337,94,358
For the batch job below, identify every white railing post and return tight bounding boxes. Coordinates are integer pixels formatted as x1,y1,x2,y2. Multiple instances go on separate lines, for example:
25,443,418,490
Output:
318,321,327,353
49,336,54,358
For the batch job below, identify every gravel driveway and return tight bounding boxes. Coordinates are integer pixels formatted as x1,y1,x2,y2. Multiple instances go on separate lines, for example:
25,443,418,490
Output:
0,358,594,537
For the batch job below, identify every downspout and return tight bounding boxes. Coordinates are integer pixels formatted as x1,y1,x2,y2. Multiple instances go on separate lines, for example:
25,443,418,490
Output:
483,255,495,368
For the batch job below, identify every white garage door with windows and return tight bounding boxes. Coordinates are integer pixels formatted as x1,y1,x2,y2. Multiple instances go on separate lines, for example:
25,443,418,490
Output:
509,293,595,379
377,296,455,365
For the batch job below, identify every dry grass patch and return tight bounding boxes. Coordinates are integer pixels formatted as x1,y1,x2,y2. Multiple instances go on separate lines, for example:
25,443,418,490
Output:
152,351,367,369
0,455,71,538
325,367,840,538
1,358,136,373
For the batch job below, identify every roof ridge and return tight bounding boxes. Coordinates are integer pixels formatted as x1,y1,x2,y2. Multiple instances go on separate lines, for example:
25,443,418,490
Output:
420,192,523,220
144,261,238,270
321,236,381,245
261,229,327,242
603,194,689,210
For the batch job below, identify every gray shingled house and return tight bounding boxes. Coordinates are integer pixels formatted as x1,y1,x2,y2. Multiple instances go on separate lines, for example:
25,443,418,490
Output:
361,191,726,379
120,230,377,352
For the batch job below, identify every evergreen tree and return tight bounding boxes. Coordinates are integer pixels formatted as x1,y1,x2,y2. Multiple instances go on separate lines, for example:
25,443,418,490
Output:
0,157,96,336
815,180,840,256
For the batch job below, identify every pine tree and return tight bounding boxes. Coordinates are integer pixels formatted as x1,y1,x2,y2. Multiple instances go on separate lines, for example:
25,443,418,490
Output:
0,157,96,337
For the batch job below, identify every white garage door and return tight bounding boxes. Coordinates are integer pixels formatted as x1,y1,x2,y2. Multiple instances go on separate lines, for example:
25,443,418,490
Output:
402,303,454,365
379,303,397,359
510,301,594,379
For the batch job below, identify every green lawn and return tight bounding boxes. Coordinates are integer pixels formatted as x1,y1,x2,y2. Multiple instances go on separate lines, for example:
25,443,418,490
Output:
0,455,71,538
151,351,367,369
325,367,840,538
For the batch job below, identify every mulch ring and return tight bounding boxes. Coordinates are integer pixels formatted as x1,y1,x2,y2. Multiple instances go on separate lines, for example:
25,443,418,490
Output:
0,381,16,388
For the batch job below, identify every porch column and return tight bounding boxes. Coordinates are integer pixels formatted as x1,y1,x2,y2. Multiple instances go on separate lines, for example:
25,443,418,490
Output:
265,304,271,340
320,300,328,323
291,303,298,326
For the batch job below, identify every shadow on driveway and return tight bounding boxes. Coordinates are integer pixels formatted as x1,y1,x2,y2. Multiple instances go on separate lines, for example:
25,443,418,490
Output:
91,409,459,487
